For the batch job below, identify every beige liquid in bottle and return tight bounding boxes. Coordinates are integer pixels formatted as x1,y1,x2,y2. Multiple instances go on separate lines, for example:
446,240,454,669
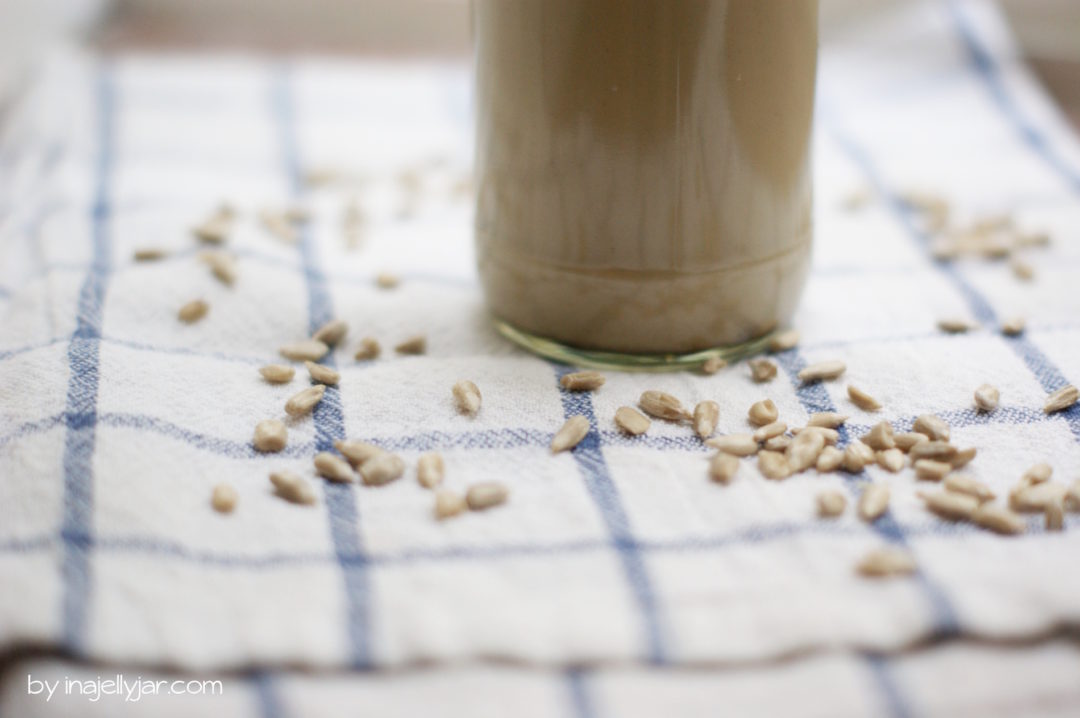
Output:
474,0,818,356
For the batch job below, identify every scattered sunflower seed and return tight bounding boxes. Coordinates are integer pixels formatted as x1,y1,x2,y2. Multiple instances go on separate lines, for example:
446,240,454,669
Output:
787,431,826,472
334,440,385,466
949,447,977,469
305,361,340,386
1011,258,1035,281
748,399,779,427
974,384,1000,412
360,453,406,486
314,452,356,483
1043,385,1079,414
615,406,651,436
193,206,233,244
395,335,427,355
452,380,482,416
1045,500,1065,531
639,391,690,422
354,337,381,361
914,459,951,482
178,299,209,324
211,483,238,513
843,441,876,473
748,358,778,383
434,489,467,519
797,360,846,383
919,490,979,521
375,272,401,289
807,412,848,429
972,503,1026,535
269,470,317,505
817,490,847,517
417,452,444,489
1021,462,1053,486
863,421,896,451
560,371,606,392
709,452,740,484
253,419,287,453
1009,482,1067,513
856,547,916,578
552,415,590,453
280,339,330,362
791,426,840,445
1066,480,1080,512
260,364,295,383
913,414,950,442
944,474,995,503
847,385,882,411
134,247,167,261
693,401,720,439
816,446,845,473
200,251,237,286
284,384,326,417
876,448,906,473
858,483,890,522
752,421,787,443
467,481,508,510
312,319,348,346
701,356,728,375
937,318,973,334
1001,317,1026,336
768,329,800,353
758,450,792,480
706,433,760,457
909,441,957,462
259,209,298,243
764,435,792,452
894,432,928,452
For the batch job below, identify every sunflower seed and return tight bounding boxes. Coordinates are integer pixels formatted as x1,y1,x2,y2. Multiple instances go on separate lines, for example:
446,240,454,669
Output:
748,358,778,383
748,399,779,427
794,426,839,445
253,419,287,453
260,364,295,383
706,433,760,457
970,384,1000,413
467,481,508,510
434,489,467,519
948,447,977,469
919,490,979,520
894,432,928,452
709,452,740,484
798,360,846,383
615,406,651,436
560,371,606,392
312,319,348,346
200,251,237,286
876,448,906,473
937,318,973,334
1066,480,1080,512
847,385,882,411
858,483,890,522
639,391,690,422
192,206,233,244
360,453,405,486
178,299,209,324
862,421,896,451
701,356,728,375
972,503,1026,535
817,489,847,517
1001,317,1026,336
1021,462,1053,486
1016,231,1050,248
134,247,167,261
269,471,317,505
1046,500,1065,531
314,452,356,482
1044,385,1079,414
1011,258,1035,281
752,421,787,443
375,272,400,289
787,430,826,472
1009,482,1067,512
768,329,800,353
944,474,995,503
764,435,792,452
417,452,444,489
693,401,720,439
334,440,385,466
913,414,950,441
909,441,957,462
857,547,916,577
395,335,427,355
843,441,876,473
815,446,845,473
758,450,792,480
280,339,330,362
305,361,340,386
453,380,482,416
914,459,951,481
211,483,238,513
284,384,325,417
552,415,590,453
807,412,848,429
259,210,298,243
354,337,381,361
